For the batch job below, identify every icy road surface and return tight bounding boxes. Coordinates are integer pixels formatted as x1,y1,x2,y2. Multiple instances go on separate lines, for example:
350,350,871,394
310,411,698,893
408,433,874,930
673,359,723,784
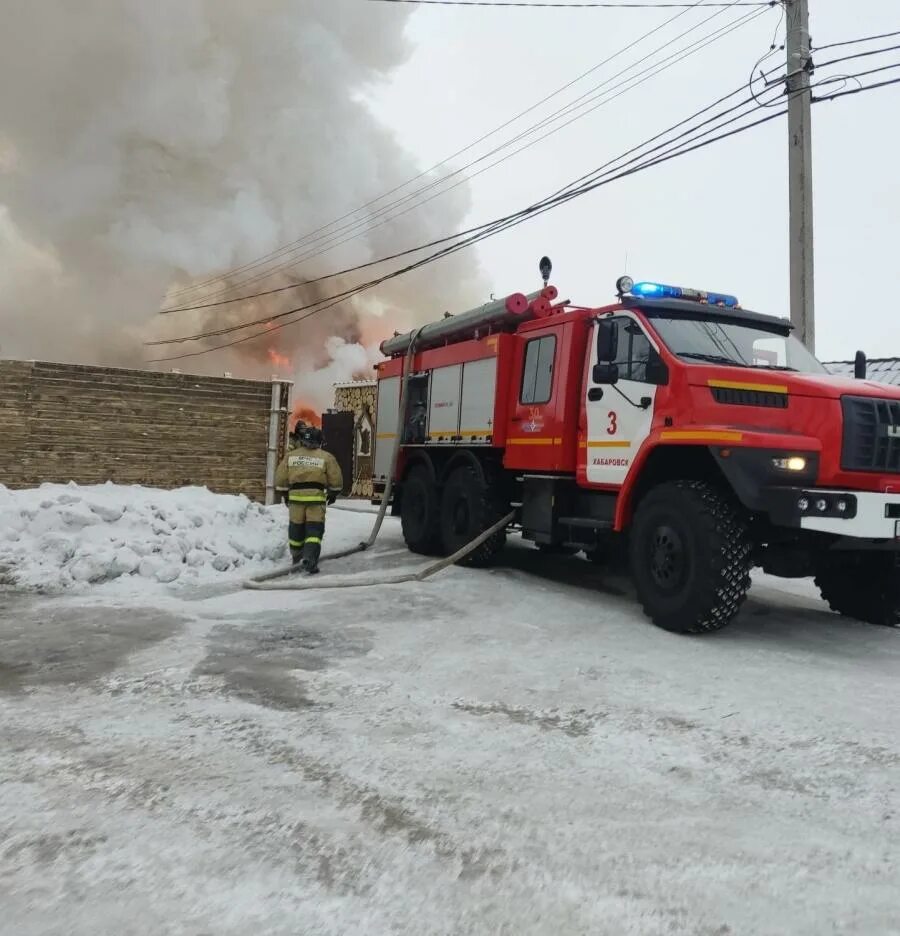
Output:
1,507,899,936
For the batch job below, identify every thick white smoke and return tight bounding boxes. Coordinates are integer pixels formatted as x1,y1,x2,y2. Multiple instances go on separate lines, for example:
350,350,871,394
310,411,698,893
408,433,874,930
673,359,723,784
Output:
0,0,487,410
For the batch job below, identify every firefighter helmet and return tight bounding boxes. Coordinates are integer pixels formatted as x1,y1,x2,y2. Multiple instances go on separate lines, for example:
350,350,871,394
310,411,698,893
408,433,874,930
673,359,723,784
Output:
296,424,323,448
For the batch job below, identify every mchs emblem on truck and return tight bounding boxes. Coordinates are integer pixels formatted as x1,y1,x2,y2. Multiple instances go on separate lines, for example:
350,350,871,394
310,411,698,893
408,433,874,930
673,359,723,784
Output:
372,263,900,634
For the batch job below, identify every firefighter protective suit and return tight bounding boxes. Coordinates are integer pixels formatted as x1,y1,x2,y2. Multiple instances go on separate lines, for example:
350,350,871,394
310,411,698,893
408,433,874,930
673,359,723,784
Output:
274,431,343,573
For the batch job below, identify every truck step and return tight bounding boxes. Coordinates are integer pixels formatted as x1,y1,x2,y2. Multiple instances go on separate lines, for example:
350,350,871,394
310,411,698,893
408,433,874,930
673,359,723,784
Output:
559,517,613,530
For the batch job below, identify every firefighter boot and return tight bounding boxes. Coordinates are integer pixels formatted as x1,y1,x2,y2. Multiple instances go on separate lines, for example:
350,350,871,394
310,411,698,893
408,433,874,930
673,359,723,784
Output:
291,549,303,566
301,541,321,575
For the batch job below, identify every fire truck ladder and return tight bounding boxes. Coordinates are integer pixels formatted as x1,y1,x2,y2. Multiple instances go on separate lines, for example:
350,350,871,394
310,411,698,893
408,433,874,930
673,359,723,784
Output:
244,327,514,592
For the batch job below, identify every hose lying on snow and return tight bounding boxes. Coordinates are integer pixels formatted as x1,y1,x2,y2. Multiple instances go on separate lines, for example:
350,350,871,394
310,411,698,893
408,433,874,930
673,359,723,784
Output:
244,511,515,591
247,327,423,589
245,325,516,591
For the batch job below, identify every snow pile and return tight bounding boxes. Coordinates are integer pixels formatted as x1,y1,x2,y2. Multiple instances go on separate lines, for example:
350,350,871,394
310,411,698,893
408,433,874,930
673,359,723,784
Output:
0,483,288,591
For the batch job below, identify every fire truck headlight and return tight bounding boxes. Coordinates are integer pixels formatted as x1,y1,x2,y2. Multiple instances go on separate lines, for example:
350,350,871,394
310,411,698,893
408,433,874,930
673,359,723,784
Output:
797,496,810,512
772,456,808,472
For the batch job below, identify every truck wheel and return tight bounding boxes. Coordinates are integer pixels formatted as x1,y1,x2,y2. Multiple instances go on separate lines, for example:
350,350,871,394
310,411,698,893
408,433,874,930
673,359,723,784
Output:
629,481,751,634
400,466,443,555
440,464,507,567
815,555,900,628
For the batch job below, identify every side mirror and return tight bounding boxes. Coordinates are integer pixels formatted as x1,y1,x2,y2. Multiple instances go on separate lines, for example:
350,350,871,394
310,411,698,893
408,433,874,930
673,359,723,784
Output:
854,350,867,380
596,319,618,362
593,363,620,385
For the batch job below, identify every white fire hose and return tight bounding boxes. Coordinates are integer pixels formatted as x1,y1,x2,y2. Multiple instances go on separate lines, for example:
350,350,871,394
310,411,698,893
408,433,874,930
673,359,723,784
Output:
242,326,514,591
243,510,515,591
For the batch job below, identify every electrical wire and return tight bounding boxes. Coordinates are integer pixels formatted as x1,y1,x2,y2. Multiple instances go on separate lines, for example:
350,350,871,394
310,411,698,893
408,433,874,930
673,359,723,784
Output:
812,60,900,93
173,1,757,308
148,104,790,362
152,69,793,348
812,68,900,102
150,85,775,344
815,42,900,72
167,0,768,305
164,1,770,314
148,86,785,355
152,66,900,361
167,0,708,302
747,1,785,108
366,0,772,8
153,45,900,357
812,28,900,54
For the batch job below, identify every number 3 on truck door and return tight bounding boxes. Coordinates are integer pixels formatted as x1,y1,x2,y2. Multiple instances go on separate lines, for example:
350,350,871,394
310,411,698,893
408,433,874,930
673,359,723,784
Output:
585,315,662,486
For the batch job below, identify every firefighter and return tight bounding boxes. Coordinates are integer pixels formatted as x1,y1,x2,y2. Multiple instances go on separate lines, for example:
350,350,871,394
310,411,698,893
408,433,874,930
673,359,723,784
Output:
274,423,343,573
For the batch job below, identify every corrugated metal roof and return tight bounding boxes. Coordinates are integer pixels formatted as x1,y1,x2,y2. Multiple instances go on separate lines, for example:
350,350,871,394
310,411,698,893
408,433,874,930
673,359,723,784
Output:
825,358,900,386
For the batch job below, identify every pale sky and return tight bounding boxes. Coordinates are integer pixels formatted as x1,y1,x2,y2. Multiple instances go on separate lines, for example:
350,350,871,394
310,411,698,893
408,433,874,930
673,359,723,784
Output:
364,0,900,362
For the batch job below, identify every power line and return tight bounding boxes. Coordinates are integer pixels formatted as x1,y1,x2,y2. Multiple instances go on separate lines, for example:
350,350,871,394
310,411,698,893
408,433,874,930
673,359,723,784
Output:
167,0,765,305
147,102,787,362
148,81,783,351
167,1,706,302
149,66,900,362
812,68,900,102
152,65,794,347
164,1,770,314
173,12,766,313
815,42,900,72
366,0,771,8
812,28,900,53
176,2,753,308
812,60,900,95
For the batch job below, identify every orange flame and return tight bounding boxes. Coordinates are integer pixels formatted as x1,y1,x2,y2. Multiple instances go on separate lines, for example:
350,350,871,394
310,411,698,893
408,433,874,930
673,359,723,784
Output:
267,347,290,370
291,402,321,430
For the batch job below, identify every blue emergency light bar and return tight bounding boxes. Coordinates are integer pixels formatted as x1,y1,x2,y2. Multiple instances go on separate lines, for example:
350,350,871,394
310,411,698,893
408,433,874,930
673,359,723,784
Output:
616,275,739,309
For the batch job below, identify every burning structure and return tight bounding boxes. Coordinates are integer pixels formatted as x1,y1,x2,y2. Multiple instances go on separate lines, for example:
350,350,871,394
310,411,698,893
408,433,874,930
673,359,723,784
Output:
0,2,486,411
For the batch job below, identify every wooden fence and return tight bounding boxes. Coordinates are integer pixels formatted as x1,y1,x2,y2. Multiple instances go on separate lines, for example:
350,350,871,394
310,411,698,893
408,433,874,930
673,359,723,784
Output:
0,360,291,502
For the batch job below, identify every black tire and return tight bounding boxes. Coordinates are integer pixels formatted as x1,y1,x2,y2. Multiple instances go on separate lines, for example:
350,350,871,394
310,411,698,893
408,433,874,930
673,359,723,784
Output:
629,481,752,634
440,464,507,567
400,465,443,556
815,554,900,628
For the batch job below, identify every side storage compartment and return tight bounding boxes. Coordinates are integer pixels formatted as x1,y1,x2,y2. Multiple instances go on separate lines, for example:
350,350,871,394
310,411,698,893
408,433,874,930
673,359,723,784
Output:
373,376,401,485
459,357,498,444
428,365,462,443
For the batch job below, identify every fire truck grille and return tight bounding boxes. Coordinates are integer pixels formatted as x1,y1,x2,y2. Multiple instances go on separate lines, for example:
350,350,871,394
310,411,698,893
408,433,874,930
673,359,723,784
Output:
841,396,900,473
710,386,788,408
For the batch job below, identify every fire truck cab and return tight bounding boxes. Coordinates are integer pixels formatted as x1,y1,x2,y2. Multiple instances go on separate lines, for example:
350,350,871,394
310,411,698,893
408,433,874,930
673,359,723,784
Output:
373,274,900,634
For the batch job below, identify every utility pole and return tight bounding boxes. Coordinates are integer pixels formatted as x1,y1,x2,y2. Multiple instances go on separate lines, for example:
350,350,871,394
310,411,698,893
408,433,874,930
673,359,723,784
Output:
785,0,815,352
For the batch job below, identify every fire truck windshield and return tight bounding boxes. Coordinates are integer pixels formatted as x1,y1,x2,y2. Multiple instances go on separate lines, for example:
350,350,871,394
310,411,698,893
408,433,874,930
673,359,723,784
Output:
647,315,827,374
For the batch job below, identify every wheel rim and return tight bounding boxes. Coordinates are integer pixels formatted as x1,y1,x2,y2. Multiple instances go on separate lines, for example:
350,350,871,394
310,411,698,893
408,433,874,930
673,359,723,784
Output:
650,524,686,592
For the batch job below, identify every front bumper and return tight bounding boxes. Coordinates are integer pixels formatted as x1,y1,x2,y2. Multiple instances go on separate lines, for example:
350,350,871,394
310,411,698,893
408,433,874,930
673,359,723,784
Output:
762,487,900,541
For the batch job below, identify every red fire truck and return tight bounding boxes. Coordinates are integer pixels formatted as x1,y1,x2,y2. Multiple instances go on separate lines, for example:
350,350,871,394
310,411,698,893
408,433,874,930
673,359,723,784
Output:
373,269,900,634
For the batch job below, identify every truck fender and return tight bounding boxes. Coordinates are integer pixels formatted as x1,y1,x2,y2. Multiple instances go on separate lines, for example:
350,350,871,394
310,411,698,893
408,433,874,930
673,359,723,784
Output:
613,442,727,530
439,449,488,486
401,450,439,485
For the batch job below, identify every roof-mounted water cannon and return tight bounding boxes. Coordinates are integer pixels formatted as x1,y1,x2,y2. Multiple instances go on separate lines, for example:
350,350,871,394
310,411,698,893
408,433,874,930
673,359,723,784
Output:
615,275,740,309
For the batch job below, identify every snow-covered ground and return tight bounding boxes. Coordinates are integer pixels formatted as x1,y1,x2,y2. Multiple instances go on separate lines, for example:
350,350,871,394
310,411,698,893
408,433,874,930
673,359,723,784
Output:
1,489,899,935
